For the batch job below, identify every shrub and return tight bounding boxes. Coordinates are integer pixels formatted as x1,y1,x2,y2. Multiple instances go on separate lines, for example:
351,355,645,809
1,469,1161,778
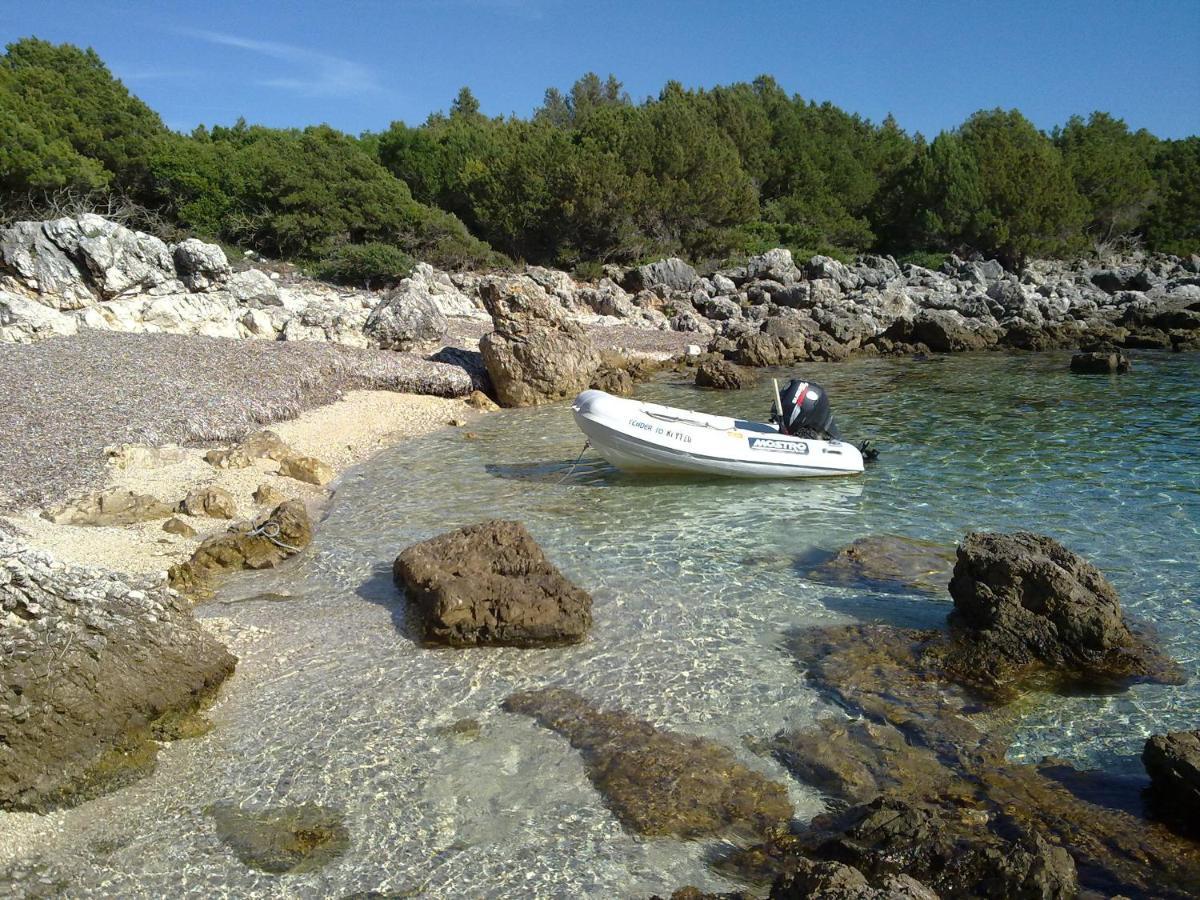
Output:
314,243,414,289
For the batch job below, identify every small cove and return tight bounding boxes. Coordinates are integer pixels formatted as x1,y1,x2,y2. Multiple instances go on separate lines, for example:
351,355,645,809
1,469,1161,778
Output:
4,350,1198,898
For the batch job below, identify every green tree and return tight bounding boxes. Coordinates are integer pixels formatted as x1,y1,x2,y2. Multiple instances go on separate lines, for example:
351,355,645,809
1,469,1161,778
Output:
1142,137,1200,255
1056,112,1156,244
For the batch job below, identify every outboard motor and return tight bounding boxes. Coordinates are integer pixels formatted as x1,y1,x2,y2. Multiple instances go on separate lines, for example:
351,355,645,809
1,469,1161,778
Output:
774,379,839,440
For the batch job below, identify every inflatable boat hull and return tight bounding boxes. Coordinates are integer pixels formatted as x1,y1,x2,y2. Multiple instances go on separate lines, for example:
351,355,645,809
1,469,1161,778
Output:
572,389,863,478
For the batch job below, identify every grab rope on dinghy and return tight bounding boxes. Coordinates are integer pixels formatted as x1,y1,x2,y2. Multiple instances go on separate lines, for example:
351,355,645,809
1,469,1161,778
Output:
557,440,591,483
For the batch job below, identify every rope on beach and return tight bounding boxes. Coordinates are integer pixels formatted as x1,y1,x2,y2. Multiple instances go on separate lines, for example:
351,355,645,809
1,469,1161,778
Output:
249,519,302,553
557,440,592,484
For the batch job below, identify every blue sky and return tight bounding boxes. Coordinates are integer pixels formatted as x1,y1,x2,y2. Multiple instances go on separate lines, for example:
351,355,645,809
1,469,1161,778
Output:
5,0,1198,139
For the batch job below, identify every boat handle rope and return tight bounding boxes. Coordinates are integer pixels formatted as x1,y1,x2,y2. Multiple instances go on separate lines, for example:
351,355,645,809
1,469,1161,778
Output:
557,440,592,483
248,519,303,553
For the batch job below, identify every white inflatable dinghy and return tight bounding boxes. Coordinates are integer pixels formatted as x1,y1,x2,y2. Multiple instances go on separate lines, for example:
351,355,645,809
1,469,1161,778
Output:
572,389,864,478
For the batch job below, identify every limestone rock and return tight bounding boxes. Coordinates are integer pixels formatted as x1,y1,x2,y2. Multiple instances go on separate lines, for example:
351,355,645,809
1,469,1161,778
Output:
162,516,198,537
179,485,238,519
0,535,235,810
478,278,601,407
502,688,792,839
168,500,312,593
0,290,80,342
173,238,230,291
278,454,334,486
226,269,280,306
393,520,592,647
695,359,755,390
746,248,800,284
626,257,699,293
252,483,286,506
363,281,449,350
44,489,175,526
465,389,500,411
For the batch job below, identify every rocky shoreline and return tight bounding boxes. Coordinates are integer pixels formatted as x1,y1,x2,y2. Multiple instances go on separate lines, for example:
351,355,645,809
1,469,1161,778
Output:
1,215,1197,895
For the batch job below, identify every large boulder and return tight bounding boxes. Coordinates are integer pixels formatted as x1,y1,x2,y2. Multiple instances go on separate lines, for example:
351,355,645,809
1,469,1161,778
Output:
0,536,236,810
393,520,592,647
478,278,601,407
943,532,1181,691
167,500,312,593
0,221,94,307
626,257,699,293
173,238,231,291
1143,730,1200,834
363,282,448,350
746,248,801,284
53,215,176,299
0,290,80,342
695,359,755,390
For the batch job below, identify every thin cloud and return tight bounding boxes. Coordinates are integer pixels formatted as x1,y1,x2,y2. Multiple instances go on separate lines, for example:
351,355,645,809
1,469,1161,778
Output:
179,28,381,97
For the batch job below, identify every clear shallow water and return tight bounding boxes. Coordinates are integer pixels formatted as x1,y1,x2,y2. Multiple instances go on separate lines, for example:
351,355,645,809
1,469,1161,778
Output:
2,350,1197,898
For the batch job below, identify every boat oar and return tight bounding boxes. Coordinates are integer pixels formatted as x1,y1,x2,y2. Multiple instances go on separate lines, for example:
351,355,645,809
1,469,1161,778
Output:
773,378,783,429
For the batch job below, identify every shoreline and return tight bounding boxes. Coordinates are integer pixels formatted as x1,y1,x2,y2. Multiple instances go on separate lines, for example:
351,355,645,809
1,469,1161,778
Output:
2,389,489,578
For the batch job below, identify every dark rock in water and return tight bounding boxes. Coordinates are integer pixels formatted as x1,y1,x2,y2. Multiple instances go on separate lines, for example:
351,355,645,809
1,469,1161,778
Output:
0,536,235,810
696,359,755,390
502,688,792,839
747,621,1200,899
209,802,349,874
393,520,592,647
942,531,1182,695
1143,730,1200,835
168,500,312,594
804,535,955,596
771,858,937,899
1070,350,1131,373
799,797,1077,899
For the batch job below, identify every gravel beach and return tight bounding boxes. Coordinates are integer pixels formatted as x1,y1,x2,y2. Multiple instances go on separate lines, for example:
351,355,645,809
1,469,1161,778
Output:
0,331,477,511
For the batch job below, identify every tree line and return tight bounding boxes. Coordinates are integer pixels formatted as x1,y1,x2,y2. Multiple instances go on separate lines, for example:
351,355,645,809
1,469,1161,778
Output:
2,38,1196,284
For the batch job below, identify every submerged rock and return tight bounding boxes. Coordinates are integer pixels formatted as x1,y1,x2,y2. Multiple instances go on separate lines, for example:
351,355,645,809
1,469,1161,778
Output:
43,488,176,525
209,803,349,874
168,500,312,593
0,536,235,810
1143,730,1200,835
804,535,956,595
736,620,1200,899
393,520,591,647
502,688,792,839
1070,350,1131,373
941,531,1181,694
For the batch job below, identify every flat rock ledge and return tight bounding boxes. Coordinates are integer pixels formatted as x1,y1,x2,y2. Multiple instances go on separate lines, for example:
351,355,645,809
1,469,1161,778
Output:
0,535,235,811
503,688,792,840
393,520,591,647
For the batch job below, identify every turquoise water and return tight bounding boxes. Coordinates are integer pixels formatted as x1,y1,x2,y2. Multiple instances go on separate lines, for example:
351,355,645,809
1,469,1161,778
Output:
2,350,1197,898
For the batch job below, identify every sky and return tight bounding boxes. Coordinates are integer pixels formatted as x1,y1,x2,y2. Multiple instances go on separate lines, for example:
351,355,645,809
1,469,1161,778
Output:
4,0,1199,139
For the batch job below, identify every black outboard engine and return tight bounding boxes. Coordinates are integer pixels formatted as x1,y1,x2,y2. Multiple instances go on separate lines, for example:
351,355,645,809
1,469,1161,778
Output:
774,379,839,440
